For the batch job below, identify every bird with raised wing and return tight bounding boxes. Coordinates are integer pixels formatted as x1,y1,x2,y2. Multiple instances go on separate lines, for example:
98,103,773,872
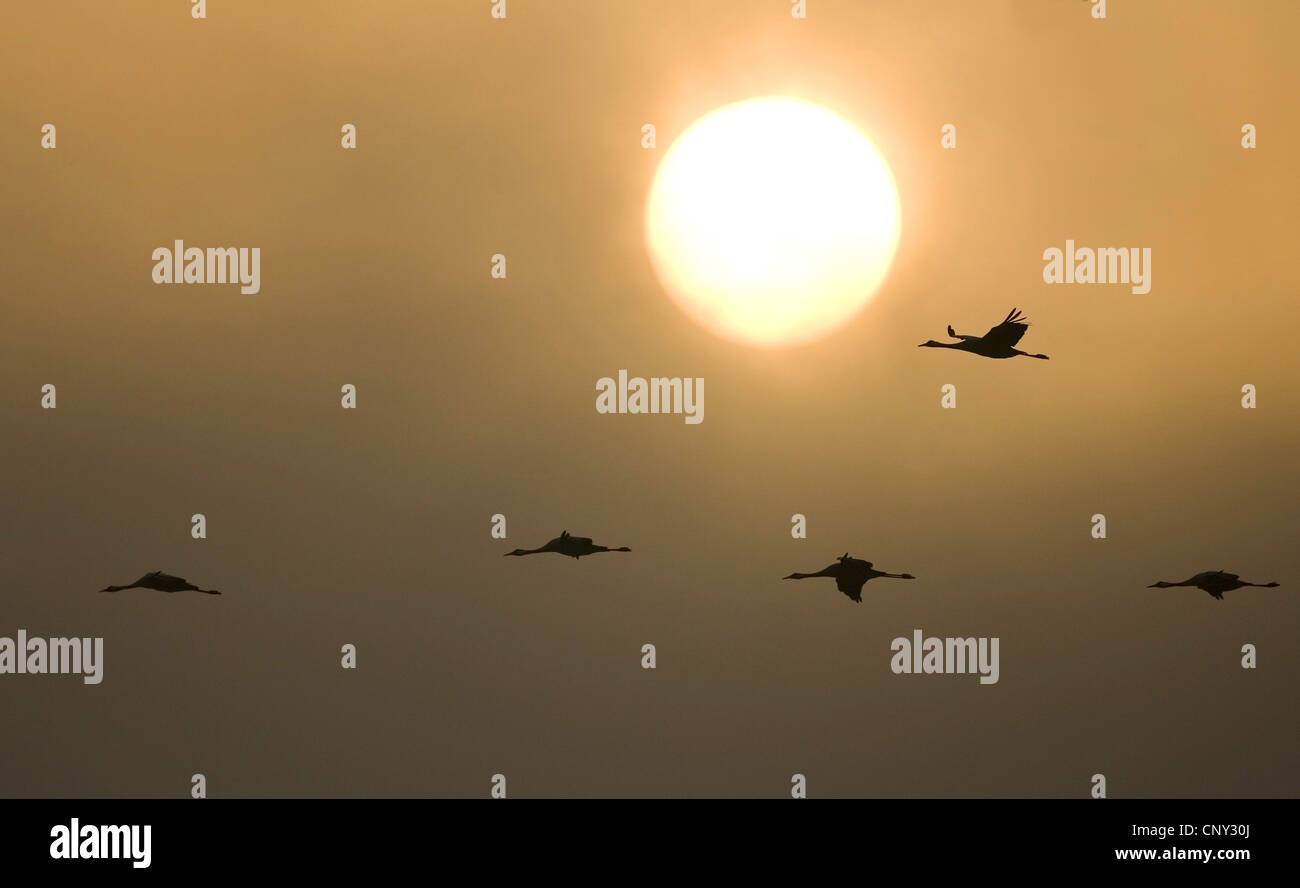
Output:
918,308,1049,359
1148,571,1280,600
98,571,220,595
783,553,915,603
504,530,631,559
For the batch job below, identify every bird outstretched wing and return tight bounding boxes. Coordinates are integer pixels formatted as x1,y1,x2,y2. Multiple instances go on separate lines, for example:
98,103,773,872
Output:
981,308,1030,349
835,575,866,603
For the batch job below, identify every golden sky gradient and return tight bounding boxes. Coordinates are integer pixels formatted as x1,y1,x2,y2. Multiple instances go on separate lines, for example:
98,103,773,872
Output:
1,1,1297,796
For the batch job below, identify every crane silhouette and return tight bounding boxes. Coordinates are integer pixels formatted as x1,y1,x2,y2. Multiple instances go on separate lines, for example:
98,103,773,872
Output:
504,530,631,559
98,571,220,595
783,553,915,603
918,308,1049,359
1148,571,1280,600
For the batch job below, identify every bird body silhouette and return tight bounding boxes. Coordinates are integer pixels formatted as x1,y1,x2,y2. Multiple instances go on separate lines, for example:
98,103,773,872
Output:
504,530,631,559
784,553,915,603
919,308,1049,359
1148,571,1279,600
99,571,220,595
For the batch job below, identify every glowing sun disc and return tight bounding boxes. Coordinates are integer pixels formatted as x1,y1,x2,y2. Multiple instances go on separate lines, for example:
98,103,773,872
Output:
645,97,901,348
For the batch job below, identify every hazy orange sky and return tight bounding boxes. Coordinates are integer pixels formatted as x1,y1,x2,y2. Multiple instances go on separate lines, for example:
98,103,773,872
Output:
1,0,1297,797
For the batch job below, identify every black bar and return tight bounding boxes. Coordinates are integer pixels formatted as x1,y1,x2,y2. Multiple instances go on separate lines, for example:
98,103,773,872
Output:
0,799,1287,874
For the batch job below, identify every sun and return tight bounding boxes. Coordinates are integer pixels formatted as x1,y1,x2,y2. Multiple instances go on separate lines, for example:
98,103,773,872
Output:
645,97,901,349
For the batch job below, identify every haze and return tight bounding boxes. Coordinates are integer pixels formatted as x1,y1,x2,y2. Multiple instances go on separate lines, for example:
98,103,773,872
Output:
1,0,1297,797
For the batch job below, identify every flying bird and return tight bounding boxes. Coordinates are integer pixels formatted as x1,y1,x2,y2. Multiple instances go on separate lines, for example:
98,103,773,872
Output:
783,553,915,603
504,530,631,559
98,571,220,595
1148,571,1280,600
918,308,1049,359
